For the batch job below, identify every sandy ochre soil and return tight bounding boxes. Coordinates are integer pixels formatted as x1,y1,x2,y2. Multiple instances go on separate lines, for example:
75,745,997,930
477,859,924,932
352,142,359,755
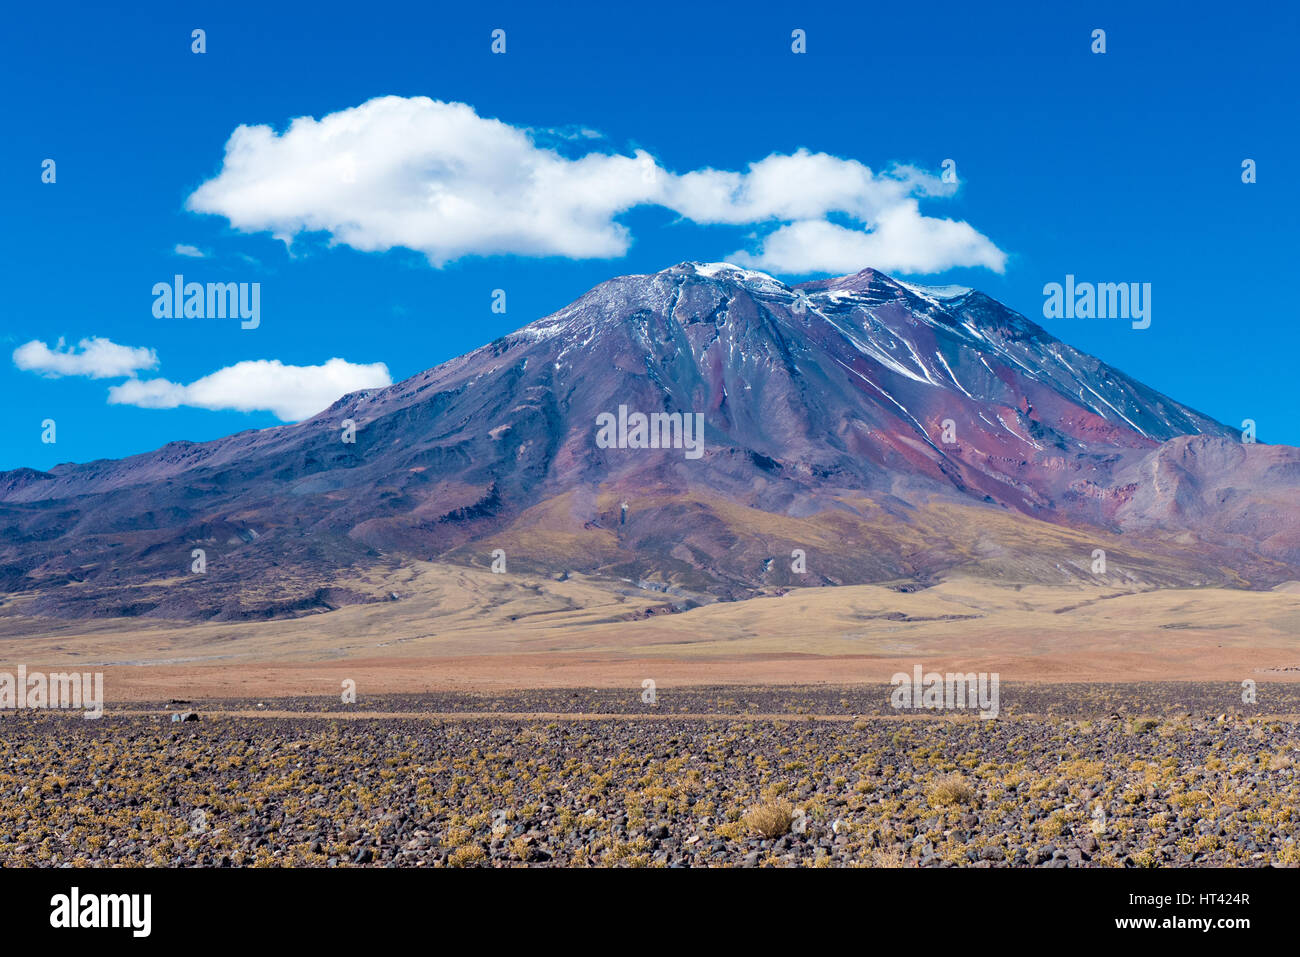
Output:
1,562,1299,702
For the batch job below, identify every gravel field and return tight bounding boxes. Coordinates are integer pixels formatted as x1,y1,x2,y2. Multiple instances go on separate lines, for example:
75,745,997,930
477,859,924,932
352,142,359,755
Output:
124,681,1300,716
3,685,1298,868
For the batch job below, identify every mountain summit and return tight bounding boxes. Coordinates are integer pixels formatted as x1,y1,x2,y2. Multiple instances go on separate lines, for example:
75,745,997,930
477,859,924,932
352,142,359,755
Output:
4,263,1297,621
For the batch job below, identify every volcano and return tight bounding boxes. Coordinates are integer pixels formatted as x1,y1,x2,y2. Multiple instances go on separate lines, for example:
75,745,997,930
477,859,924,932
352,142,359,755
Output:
4,262,1298,622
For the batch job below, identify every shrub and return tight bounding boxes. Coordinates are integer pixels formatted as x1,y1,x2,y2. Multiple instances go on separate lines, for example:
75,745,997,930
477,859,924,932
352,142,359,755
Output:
927,773,975,807
743,800,794,838
448,844,486,867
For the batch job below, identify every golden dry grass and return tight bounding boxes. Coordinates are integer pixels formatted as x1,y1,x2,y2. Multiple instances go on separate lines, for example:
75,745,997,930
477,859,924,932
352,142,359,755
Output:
743,800,795,839
927,773,975,807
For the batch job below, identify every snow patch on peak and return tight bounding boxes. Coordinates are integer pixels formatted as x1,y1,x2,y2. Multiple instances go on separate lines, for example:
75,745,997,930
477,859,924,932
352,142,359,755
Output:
897,280,973,302
675,262,788,291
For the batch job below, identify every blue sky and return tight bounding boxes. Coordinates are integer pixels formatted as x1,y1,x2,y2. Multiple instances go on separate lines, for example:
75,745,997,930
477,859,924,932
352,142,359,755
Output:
3,0,1297,470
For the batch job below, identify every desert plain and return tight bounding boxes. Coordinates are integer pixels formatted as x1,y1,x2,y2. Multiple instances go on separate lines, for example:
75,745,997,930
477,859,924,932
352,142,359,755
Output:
3,564,1300,698
3,567,1300,868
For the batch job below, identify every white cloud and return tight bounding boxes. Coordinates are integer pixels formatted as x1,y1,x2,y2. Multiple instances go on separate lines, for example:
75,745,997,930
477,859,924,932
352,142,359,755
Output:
187,96,1006,276
174,243,206,258
13,337,159,379
731,209,1008,275
107,358,392,421
16,335,392,422
661,155,950,225
187,97,655,265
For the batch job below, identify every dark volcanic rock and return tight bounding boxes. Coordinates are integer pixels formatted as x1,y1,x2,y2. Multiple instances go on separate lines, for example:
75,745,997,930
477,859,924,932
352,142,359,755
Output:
3,685,1298,868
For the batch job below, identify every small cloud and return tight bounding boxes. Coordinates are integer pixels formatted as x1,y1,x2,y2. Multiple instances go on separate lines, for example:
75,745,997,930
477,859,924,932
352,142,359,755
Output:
17,336,389,422
730,212,1008,276
107,358,392,421
174,243,206,258
13,337,159,379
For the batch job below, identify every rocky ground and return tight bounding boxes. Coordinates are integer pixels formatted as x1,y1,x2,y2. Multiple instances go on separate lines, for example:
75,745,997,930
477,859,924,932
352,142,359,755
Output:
139,681,1300,716
2,684,1297,867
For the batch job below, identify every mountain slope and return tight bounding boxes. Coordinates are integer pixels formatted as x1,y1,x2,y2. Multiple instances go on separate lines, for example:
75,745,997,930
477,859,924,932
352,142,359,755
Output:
3,262,1296,621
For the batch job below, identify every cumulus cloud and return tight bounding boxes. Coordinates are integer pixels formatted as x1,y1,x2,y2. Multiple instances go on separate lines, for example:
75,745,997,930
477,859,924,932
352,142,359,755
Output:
13,337,159,379
187,96,1005,276
173,243,206,258
14,336,388,421
187,97,654,264
107,358,392,421
661,156,950,225
731,209,1008,275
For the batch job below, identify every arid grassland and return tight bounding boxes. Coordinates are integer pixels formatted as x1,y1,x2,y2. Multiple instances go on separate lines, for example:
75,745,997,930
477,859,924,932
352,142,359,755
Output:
3,685,1298,868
